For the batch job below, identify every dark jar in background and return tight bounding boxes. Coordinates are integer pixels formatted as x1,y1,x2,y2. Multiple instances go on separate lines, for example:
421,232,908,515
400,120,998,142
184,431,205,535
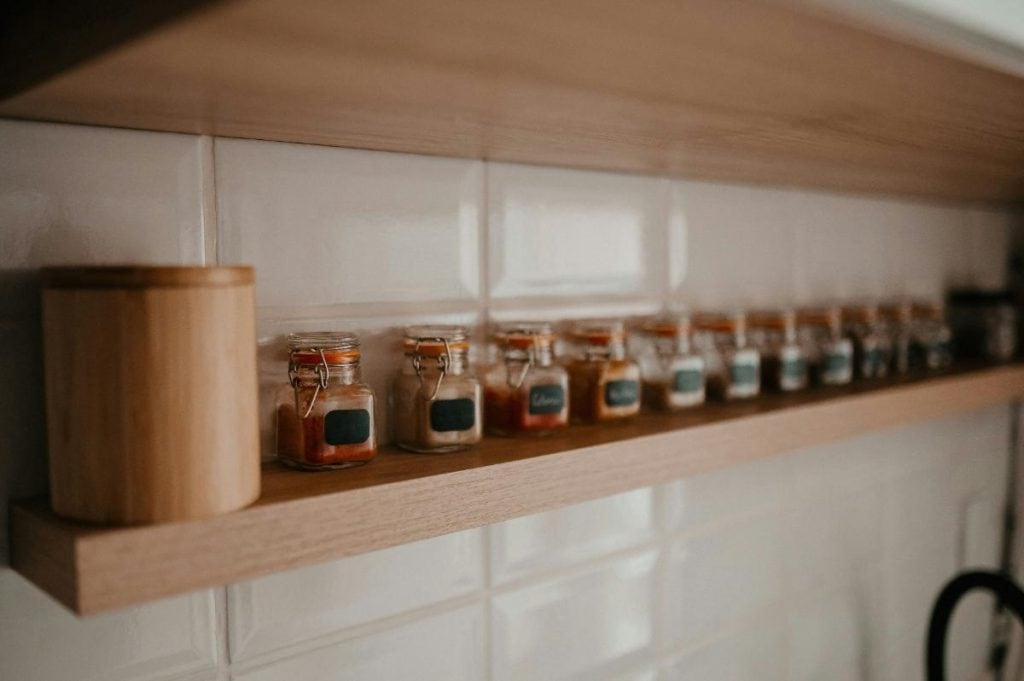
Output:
393,326,482,453
483,322,569,436
276,332,377,470
566,320,641,423
748,308,807,392
948,289,1018,362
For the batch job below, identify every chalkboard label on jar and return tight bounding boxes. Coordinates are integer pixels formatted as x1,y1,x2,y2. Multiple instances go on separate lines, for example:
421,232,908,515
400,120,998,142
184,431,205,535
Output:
430,398,476,432
782,357,806,381
824,352,850,377
529,384,565,414
730,362,758,387
604,379,639,407
672,368,703,394
323,409,371,445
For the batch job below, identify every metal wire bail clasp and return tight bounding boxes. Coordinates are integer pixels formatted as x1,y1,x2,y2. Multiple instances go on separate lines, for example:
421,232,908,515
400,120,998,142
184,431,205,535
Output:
412,337,451,402
289,348,331,419
506,335,537,390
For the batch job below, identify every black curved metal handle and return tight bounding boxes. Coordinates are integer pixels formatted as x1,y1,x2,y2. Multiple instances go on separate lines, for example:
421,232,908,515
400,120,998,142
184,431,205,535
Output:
927,570,1024,681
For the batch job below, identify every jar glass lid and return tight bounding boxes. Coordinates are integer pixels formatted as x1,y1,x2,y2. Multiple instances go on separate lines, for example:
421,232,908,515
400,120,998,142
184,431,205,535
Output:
288,332,360,364
403,325,470,356
570,319,626,345
494,321,556,349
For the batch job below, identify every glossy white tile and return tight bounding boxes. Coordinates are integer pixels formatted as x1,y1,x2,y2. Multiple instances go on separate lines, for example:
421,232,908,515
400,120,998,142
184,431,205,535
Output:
0,569,218,681
786,590,864,681
673,181,797,308
662,514,786,646
232,606,485,681
492,551,657,681
216,139,481,310
662,454,793,535
658,613,787,681
0,119,207,317
488,163,668,301
491,487,655,583
228,529,483,661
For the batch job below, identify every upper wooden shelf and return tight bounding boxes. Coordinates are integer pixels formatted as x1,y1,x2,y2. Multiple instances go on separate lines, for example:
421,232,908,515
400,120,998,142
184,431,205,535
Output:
3,0,1024,201
11,362,1024,615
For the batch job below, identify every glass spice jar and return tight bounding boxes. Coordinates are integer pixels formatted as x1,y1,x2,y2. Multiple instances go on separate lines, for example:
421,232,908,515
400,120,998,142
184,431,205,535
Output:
483,322,569,436
637,316,706,410
566,320,641,423
910,300,953,370
947,289,1018,362
796,305,853,386
748,308,808,392
393,326,482,453
276,332,377,470
842,303,891,379
694,311,760,401
879,299,913,375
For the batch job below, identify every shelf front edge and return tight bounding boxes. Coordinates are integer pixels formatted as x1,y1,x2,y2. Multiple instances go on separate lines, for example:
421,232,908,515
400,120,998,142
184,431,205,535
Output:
11,364,1024,615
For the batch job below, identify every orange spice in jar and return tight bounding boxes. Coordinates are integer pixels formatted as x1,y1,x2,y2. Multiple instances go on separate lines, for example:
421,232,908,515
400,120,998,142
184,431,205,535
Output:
842,302,891,379
693,311,760,401
796,305,853,386
566,320,641,423
393,326,482,453
483,322,569,436
747,308,807,393
880,299,913,375
276,332,377,470
637,316,705,411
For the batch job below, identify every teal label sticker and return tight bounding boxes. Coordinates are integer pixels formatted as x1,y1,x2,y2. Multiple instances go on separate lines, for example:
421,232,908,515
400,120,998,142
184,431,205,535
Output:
866,347,887,374
604,379,639,407
672,368,703,394
430,398,476,432
730,362,758,387
824,352,849,377
323,409,371,445
528,384,565,415
782,357,806,381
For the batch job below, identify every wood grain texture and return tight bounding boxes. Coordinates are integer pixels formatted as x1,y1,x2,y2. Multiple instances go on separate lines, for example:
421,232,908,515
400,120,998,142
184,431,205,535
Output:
41,267,261,525
1,0,1023,201
11,362,1024,615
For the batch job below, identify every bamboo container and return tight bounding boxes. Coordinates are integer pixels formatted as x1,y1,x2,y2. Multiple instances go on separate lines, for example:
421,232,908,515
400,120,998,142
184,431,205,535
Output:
41,266,261,525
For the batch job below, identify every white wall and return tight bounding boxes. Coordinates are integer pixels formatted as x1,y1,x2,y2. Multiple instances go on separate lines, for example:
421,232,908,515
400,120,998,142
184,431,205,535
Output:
0,119,1015,681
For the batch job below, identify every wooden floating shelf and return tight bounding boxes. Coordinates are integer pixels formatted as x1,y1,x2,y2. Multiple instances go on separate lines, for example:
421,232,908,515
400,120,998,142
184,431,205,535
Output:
11,363,1024,615
3,0,1024,201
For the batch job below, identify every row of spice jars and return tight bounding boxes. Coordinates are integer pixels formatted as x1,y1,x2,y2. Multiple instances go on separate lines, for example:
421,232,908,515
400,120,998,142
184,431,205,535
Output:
275,301,953,470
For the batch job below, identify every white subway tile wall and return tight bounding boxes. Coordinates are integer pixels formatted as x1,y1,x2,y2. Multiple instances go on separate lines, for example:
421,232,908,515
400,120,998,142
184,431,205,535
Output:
0,119,1017,681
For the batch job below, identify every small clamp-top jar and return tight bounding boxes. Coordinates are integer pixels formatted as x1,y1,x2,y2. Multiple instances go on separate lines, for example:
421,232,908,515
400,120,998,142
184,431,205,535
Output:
694,311,760,401
276,332,377,470
748,309,808,392
393,326,482,453
842,303,891,379
566,320,641,423
910,300,952,370
880,299,913,375
483,322,569,436
638,316,705,410
796,305,853,386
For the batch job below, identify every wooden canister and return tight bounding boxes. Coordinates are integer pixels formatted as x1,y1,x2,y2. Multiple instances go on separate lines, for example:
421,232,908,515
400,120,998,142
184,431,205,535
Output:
41,266,261,524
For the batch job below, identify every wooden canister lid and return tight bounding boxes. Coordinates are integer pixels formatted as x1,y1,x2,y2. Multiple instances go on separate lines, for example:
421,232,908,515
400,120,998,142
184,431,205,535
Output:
41,265,254,289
